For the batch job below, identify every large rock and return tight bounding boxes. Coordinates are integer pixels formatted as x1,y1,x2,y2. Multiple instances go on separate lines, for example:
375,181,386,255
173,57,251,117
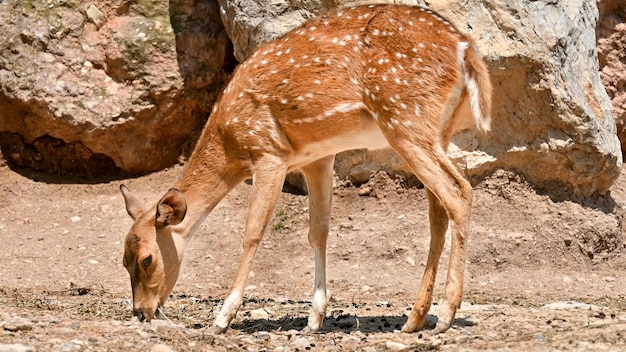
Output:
0,0,232,176
217,0,622,196
597,0,626,159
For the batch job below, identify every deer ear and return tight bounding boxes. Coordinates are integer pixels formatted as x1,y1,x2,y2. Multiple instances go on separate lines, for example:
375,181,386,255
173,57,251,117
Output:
155,188,187,228
120,185,145,220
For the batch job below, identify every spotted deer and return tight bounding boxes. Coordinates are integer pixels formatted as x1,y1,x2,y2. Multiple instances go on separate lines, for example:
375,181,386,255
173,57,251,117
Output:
120,4,492,334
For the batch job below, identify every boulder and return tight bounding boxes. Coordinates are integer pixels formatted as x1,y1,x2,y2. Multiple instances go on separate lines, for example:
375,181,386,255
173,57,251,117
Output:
597,0,626,159
217,0,622,196
0,0,233,176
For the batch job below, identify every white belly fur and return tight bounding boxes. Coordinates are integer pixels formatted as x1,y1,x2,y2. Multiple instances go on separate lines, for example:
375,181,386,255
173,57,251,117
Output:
288,122,390,169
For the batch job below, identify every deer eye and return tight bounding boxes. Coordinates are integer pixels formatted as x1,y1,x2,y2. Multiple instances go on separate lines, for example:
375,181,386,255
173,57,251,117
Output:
142,255,153,267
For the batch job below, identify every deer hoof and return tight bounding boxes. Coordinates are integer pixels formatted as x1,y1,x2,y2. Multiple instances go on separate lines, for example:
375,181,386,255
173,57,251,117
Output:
210,322,229,334
431,321,451,335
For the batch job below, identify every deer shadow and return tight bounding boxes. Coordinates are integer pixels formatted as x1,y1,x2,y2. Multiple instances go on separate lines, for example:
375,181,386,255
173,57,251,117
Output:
230,313,476,334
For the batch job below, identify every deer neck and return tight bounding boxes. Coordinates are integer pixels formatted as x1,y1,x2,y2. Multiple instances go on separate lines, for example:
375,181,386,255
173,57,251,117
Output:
171,129,246,242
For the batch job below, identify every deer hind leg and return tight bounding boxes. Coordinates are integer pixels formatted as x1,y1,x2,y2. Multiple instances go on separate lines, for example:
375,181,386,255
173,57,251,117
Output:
299,155,335,332
390,139,472,334
401,189,448,332
212,155,288,333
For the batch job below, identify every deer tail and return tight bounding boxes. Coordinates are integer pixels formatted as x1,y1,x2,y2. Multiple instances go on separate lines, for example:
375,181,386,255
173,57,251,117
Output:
460,41,492,132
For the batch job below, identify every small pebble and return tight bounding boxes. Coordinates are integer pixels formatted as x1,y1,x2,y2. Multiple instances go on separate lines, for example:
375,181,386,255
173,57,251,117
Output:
250,308,270,320
3,317,33,332
290,337,311,351
385,341,407,351
0,344,35,352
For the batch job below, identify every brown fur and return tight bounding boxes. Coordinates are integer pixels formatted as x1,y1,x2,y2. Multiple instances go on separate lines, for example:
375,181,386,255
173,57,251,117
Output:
121,4,492,334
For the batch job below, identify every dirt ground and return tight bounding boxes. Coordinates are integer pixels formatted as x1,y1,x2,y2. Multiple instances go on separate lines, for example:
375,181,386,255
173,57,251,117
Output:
1,160,626,351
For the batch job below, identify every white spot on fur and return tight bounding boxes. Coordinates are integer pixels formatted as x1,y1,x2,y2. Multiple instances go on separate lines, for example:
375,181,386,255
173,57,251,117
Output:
322,102,365,118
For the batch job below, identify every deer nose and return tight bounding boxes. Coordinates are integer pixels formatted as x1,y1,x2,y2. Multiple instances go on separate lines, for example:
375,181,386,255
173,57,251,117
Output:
134,309,147,322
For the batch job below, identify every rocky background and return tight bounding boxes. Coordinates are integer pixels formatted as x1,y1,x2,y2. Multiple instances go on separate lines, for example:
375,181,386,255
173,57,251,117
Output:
0,0,624,195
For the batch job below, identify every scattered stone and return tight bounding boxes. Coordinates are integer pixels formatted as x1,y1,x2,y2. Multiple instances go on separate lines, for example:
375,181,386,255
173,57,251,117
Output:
249,308,270,320
151,344,175,352
70,216,81,223
290,337,311,351
0,344,35,352
85,4,104,27
385,341,407,351
148,319,183,336
541,301,601,310
59,343,78,352
358,186,373,197
3,317,33,332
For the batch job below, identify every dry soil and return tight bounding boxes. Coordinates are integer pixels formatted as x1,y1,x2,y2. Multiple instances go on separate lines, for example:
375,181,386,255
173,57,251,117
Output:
1,162,626,351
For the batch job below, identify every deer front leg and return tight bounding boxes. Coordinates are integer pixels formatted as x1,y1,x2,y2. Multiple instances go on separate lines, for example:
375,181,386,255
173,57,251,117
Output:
300,156,335,332
212,156,288,333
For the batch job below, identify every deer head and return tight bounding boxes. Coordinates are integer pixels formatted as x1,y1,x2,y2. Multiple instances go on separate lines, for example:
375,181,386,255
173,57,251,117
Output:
120,185,188,321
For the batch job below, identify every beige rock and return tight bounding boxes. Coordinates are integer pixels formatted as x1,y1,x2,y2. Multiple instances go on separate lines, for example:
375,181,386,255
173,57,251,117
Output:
0,0,233,175
86,4,105,28
597,0,626,160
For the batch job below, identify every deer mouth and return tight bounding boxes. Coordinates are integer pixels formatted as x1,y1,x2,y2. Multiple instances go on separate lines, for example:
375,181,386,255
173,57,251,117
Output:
134,305,162,322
